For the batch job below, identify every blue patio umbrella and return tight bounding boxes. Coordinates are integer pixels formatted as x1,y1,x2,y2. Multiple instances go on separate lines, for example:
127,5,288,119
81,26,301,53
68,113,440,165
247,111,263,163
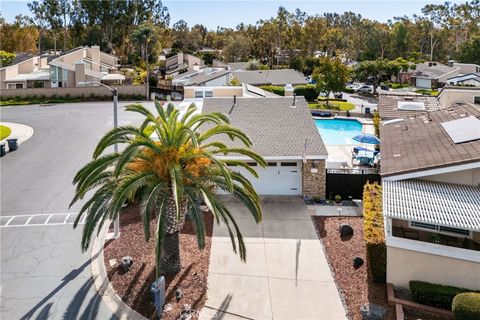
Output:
353,133,380,145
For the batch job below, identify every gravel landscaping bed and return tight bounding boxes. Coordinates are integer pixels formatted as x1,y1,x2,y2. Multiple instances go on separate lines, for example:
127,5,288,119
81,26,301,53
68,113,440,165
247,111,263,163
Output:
104,203,213,320
314,216,395,320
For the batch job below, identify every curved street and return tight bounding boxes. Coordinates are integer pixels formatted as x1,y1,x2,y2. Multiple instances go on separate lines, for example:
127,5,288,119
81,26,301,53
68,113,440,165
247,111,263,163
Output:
0,101,153,320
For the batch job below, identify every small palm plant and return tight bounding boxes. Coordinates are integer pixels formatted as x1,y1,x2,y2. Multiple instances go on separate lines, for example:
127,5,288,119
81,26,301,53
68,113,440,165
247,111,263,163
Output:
70,102,266,277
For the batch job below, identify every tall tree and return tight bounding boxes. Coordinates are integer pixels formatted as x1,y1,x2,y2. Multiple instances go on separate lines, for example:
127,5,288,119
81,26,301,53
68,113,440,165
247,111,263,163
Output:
70,103,265,276
312,57,350,105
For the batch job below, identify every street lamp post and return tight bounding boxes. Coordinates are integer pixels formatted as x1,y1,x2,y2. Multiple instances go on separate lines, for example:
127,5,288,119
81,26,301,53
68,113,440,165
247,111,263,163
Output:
78,81,120,239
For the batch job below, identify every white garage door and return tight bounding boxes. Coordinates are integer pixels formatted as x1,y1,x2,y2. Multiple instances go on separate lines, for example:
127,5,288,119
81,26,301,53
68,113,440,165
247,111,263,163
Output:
229,161,302,195
416,78,432,89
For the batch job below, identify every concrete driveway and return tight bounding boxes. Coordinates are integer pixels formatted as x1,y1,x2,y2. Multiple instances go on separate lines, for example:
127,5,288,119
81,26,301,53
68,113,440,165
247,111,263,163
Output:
200,197,347,320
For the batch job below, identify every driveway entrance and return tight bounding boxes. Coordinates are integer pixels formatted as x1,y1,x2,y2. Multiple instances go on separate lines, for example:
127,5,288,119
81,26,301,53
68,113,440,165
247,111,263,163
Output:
200,196,347,320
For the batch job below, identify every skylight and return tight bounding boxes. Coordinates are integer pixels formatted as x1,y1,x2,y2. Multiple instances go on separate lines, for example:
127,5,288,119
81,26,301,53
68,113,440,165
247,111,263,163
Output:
441,116,480,144
397,101,425,111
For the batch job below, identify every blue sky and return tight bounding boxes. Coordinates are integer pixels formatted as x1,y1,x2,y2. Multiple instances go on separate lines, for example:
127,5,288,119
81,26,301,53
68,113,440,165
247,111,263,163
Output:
1,0,459,30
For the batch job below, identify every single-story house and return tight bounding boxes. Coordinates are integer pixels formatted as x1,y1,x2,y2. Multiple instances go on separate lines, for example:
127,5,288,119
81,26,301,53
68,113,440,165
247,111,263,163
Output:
380,102,480,290
183,84,279,100
377,93,441,120
201,96,328,197
231,69,307,86
447,73,480,87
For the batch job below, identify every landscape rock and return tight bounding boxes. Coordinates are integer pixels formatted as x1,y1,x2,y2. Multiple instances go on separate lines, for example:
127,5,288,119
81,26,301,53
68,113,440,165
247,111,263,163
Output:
339,224,354,237
353,257,364,269
175,288,183,301
120,256,134,272
360,303,387,320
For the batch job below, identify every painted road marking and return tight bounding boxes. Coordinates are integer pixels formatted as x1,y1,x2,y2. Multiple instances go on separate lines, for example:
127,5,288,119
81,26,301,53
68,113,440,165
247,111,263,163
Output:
0,212,84,228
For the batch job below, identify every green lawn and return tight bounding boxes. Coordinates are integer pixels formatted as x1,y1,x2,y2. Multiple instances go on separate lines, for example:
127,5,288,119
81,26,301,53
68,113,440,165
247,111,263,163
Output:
308,101,355,111
0,98,83,106
0,125,11,140
414,89,440,96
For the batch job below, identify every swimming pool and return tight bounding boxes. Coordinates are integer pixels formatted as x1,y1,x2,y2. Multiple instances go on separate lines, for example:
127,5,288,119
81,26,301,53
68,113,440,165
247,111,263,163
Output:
315,118,363,145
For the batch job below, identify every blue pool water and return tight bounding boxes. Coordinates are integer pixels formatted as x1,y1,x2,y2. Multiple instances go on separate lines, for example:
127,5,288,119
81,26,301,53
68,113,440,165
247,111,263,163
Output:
315,119,363,145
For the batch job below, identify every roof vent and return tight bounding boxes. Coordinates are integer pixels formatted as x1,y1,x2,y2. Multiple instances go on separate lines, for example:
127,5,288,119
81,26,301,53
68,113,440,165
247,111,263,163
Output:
291,94,296,108
229,95,237,114
404,96,415,101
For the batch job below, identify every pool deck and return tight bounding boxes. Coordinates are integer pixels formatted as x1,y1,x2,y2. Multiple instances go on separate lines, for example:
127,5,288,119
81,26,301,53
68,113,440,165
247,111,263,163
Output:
317,116,376,169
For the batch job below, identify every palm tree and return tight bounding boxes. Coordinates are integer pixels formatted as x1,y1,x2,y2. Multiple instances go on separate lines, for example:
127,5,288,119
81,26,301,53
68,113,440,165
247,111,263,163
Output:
132,22,157,100
70,102,266,277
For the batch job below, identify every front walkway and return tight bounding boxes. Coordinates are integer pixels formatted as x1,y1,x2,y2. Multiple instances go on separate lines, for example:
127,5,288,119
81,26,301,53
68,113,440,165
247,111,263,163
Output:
200,196,347,320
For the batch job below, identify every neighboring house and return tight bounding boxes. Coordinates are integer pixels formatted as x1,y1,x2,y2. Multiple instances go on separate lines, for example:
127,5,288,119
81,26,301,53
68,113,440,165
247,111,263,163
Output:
231,69,307,86
411,62,461,89
201,96,328,196
183,83,279,100
0,46,123,90
447,73,480,86
380,102,480,290
438,86,480,107
165,52,204,76
227,62,249,71
377,93,441,120
158,48,172,61
451,62,480,74
172,68,231,87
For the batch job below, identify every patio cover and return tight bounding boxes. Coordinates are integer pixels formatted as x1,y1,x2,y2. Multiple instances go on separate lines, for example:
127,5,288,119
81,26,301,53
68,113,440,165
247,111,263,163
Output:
383,179,480,231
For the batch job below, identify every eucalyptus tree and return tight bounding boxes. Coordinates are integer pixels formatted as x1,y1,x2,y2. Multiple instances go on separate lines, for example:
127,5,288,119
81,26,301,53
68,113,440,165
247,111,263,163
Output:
70,103,265,277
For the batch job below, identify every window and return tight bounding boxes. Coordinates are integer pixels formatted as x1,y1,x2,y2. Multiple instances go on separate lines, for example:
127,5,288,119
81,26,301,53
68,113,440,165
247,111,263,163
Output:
246,162,257,166
410,221,470,237
204,91,213,97
281,162,297,167
194,91,203,98
267,162,277,166
474,96,480,104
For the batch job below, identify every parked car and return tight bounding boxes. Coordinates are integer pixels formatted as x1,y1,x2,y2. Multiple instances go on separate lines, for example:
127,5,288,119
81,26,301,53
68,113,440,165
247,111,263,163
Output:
380,84,390,91
356,85,373,94
334,92,343,99
346,82,361,90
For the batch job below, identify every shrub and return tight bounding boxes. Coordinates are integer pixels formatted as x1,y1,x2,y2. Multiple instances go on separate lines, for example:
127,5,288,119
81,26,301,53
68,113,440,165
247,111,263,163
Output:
294,84,320,102
259,85,285,96
409,281,472,310
453,292,480,320
334,195,342,203
373,111,380,137
363,182,385,283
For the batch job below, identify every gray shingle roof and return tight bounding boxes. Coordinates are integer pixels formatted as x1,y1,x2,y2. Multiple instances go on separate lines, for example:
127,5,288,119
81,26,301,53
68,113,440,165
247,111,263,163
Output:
380,102,480,177
231,69,307,86
378,93,442,120
201,97,327,158
188,69,230,85
228,62,248,71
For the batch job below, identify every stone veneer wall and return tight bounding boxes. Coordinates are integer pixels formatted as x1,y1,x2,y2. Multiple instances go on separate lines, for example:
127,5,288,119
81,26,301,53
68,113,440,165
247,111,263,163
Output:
302,160,326,198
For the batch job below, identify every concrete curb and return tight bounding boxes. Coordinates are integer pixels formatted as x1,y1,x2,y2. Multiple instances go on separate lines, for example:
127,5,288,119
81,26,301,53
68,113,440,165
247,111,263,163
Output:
90,220,148,320
0,121,34,145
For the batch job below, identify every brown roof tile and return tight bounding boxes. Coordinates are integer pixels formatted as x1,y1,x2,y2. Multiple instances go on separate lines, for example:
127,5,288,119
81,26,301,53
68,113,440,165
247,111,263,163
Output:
380,102,480,177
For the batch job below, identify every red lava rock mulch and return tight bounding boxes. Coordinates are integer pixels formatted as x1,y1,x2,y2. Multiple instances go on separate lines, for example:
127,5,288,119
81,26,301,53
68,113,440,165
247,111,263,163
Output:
103,203,213,320
314,216,395,320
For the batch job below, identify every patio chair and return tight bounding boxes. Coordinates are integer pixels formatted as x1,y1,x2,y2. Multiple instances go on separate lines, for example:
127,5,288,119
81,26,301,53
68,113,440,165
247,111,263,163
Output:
400,225,419,240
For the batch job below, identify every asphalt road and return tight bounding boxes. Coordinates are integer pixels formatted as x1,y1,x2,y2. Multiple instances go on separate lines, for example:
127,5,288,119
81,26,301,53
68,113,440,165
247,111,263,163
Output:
0,101,155,319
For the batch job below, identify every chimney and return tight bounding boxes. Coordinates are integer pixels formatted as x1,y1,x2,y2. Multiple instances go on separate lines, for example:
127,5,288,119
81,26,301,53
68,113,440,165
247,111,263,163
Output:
74,60,86,86
284,83,294,96
91,45,101,72
229,95,237,114
291,94,296,108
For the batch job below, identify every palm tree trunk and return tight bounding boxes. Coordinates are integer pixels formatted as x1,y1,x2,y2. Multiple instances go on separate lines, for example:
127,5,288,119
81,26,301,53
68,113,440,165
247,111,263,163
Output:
160,232,180,275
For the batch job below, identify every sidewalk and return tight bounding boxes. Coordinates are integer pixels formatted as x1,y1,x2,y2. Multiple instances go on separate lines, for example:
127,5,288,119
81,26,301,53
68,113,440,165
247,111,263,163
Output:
1,122,34,149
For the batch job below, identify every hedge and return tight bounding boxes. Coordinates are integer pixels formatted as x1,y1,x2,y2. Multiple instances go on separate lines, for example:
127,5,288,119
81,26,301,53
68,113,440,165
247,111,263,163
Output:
452,292,480,320
409,281,472,310
259,85,285,96
293,84,320,102
363,182,385,283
